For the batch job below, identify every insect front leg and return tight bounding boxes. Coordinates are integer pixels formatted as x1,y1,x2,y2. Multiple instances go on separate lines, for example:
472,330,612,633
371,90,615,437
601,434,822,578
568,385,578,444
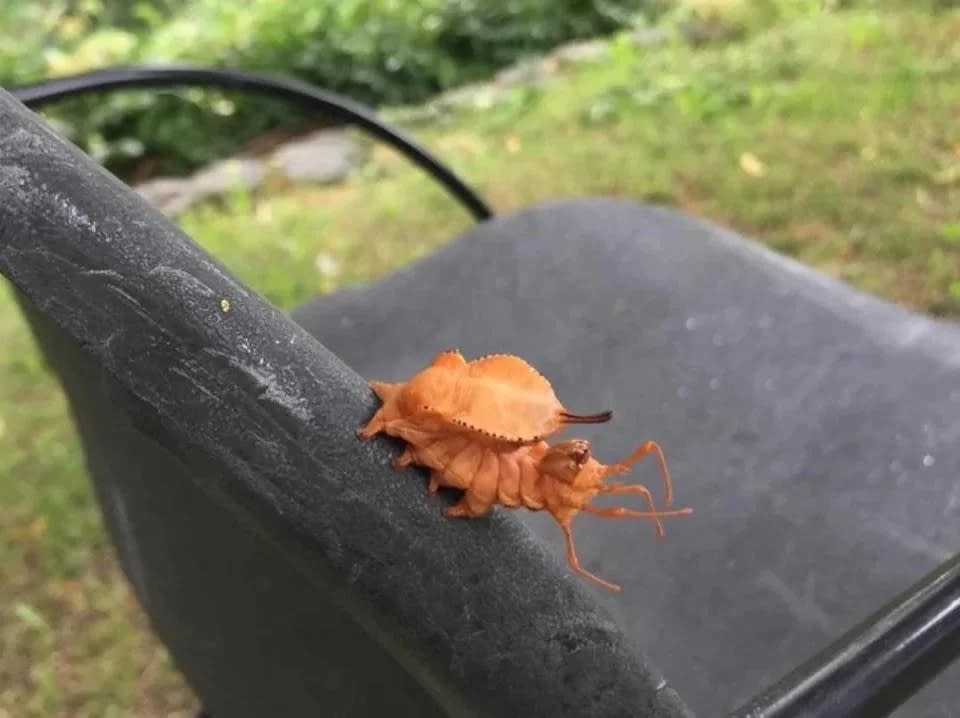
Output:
597,483,667,537
606,441,674,507
582,500,693,539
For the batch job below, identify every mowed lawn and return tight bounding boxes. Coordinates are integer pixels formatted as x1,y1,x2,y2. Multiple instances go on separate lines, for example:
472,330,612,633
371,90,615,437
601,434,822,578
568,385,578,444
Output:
1,6,958,715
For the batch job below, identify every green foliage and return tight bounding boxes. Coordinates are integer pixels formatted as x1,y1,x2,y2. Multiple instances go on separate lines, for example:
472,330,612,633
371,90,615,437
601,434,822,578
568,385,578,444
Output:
2,0,653,177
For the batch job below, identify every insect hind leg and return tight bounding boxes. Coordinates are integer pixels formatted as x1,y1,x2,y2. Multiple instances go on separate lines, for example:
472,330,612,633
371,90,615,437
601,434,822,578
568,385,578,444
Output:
357,407,388,440
443,491,493,518
391,447,416,469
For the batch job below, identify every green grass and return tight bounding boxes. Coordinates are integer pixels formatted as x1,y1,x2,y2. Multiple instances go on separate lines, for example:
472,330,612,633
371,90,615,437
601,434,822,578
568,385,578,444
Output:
1,5,958,714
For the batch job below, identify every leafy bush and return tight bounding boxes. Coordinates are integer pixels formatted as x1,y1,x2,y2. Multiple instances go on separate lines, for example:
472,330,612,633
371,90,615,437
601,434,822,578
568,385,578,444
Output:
3,0,655,178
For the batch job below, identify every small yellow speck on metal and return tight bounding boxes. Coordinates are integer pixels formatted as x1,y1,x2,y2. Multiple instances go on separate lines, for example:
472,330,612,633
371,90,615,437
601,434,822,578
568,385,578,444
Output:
220,299,231,312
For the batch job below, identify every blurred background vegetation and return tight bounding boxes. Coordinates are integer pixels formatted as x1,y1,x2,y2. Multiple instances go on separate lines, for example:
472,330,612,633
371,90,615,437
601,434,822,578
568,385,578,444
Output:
1,0,958,715
1,0,657,177
3,0,948,179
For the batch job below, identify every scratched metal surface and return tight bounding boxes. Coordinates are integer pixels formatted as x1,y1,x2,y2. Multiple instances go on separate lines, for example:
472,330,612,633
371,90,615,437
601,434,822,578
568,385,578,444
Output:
0,90,692,718
295,198,960,716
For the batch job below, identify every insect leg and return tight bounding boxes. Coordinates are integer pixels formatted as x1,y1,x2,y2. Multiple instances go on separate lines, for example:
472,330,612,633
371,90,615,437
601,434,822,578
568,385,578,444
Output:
605,441,674,507
356,408,387,440
443,491,494,518
595,483,666,537
391,451,444,494
391,448,414,469
369,381,400,401
581,503,694,539
558,518,621,592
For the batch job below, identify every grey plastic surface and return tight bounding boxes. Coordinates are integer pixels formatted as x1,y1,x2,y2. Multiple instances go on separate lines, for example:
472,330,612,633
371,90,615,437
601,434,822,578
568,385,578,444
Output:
0,90,692,717
293,198,960,716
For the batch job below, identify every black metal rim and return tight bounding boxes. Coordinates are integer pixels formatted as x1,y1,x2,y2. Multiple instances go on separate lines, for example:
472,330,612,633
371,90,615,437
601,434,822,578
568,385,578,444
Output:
8,64,494,222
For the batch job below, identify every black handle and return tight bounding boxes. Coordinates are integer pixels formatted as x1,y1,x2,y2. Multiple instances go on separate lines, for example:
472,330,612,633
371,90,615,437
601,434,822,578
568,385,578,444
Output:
730,552,960,718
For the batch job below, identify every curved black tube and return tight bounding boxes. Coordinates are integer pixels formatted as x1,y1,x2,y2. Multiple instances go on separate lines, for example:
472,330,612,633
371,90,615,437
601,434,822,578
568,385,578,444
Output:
8,65,493,222
729,553,960,718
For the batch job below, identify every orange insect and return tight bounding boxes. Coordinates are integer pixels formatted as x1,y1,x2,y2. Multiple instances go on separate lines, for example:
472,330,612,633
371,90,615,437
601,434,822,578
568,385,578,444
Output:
357,349,693,591
356,349,613,446
390,433,691,592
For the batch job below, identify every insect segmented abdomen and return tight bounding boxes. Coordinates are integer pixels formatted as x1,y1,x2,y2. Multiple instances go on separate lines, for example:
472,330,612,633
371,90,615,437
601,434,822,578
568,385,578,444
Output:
470,451,501,505
437,440,484,490
518,453,545,510
496,452,523,507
